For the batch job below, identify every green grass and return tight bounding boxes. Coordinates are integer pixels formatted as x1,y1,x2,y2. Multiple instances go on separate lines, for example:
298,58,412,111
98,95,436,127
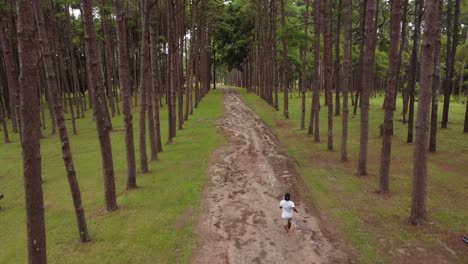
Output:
0,89,225,264
237,88,468,264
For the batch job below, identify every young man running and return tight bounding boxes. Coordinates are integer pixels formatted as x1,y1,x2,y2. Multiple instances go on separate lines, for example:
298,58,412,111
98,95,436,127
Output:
279,193,298,234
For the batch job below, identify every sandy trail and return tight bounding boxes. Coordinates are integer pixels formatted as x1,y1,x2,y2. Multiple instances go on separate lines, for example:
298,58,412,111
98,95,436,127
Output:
192,88,348,264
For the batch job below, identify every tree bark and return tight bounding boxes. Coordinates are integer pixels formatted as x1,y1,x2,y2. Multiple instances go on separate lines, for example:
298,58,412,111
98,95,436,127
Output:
341,0,352,161
334,0,342,116
429,0,443,151
353,0,367,116
167,0,176,142
114,0,137,189
300,0,309,128
150,20,163,152
280,0,288,119
0,14,19,134
64,5,85,119
309,0,321,141
406,0,423,143
35,4,90,241
100,7,116,117
410,0,439,225
357,0,376,175
441,0,460,128
82,0,118,212
324,0,333,150
139,0,151,173
17,0,47,261
378,0,402,192
395,0,408,109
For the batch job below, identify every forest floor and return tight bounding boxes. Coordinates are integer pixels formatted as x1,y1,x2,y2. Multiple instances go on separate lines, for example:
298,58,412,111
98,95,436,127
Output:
192,88,350,264
234,87,468,264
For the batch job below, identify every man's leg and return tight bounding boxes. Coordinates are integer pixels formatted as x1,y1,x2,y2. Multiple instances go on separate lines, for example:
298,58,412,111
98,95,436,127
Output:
283,218,290,233
287,218,292,230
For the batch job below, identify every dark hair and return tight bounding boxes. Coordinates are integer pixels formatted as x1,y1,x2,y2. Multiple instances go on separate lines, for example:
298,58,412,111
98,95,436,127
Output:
285,193,290,201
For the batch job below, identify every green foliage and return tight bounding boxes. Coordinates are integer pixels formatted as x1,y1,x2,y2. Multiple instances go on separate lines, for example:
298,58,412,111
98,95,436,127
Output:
213,0,255,71
374,49,389,78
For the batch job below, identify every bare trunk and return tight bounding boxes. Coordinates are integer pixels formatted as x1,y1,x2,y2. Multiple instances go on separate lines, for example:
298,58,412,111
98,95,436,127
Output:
406,0,423,143
410,0,439,225
280,0,288,119
150,21,163,153
324,0,333,150
17,0,47,262
310,0,321,141
82,0,118,212
341,0,352,161
357,0,376,175
353,0,367,116
334,0,342,116
395,0,408,109
429,0,443,151
101,9,116,117
300,0,309,128
167,0,176,142
441,0,460,128
35,5,90,240
139,0,151,173
114,0,137,189
0,14,19,134
378,0,402,192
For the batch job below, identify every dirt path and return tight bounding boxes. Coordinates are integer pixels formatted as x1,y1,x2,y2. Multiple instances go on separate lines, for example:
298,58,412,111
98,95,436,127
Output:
192,89,349,264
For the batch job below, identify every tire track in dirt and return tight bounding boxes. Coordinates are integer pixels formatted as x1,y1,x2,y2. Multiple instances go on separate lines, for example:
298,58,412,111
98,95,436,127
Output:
192,88,349,264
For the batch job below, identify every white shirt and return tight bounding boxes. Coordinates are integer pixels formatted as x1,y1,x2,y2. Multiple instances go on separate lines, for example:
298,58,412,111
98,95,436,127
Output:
279,200,295,219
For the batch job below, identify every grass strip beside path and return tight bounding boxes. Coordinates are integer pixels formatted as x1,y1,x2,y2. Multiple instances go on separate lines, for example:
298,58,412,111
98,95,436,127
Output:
0,89,225,264
238,88,468,264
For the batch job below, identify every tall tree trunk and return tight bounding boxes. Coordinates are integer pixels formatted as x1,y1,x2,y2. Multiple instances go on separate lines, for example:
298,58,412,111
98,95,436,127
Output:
406,0,423,143
429,0,443,151
139,0,151,173
324,0,333,150
334,0,342,116
378,0,402,193
341,0,352,161
17,0,47,262
441,0,460,128
82,0,118,212
147,80,158,160
114,0,137,189
35,5,90,241
309,0,321,141
280,0,288,119
0,14,19,133
395,0,408,109
300,0,309,128
177,1,185,130
357,0,376,175
64,5,84,119
150,20,163,152
353,0,367,116
101,8,116,117
167,0,176,142
410,0,440,225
